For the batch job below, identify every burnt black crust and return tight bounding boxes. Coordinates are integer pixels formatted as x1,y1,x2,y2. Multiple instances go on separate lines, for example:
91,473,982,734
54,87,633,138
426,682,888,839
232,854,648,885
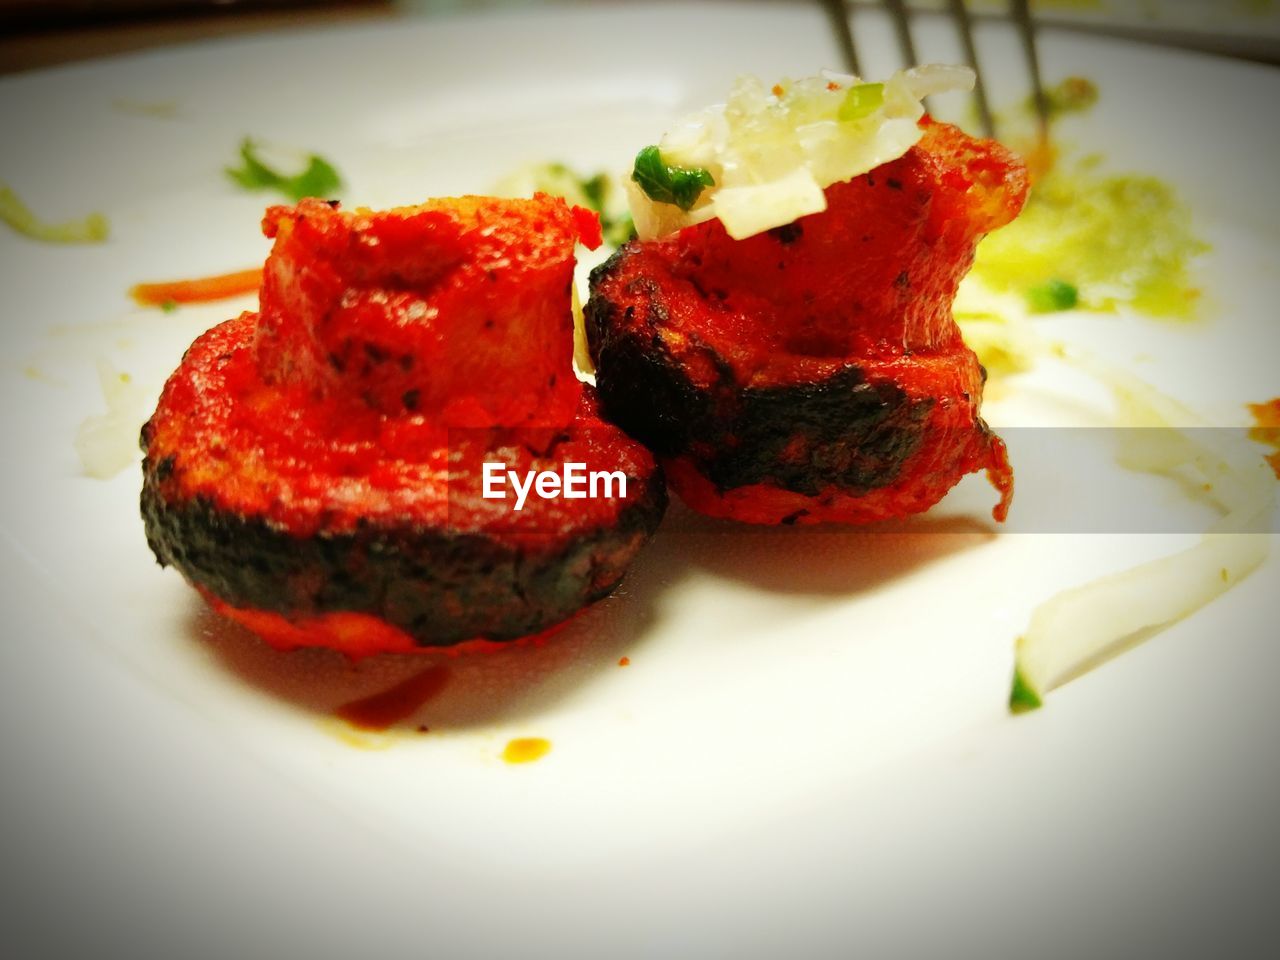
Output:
767,222,804,245
586,247,932,496
141,463,667,647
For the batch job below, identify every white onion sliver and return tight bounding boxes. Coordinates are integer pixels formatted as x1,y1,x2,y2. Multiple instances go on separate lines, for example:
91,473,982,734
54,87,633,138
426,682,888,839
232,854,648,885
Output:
74,357,149,480
903,64,976,98
1012,352,1275,710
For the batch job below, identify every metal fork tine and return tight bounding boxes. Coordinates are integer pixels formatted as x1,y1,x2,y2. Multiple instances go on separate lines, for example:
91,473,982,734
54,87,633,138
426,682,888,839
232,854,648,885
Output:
948,0,995,139
822,0,861,77
885,0,918,67
1012,0,1050,142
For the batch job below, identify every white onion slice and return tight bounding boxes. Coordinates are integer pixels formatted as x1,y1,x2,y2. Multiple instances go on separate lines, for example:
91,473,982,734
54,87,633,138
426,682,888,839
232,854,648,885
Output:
1011,352,1275,710
75,358,149,480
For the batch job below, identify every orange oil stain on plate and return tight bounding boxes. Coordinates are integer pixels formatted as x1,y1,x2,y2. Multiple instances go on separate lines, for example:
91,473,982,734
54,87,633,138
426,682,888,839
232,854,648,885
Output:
1247,398,1280,448
1247,398,1280,430
333,664,451,731
1247,399,1280,478
502,737,551,764
319,719,395,751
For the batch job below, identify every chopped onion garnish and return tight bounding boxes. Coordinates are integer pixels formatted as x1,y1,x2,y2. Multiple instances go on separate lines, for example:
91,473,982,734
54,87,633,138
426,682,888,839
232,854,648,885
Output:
902,64,979,98
628,66,974,241
1011,351,1275,711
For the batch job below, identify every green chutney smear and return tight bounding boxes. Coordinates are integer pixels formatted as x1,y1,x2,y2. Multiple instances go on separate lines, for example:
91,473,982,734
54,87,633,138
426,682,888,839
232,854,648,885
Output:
973,151,1209,320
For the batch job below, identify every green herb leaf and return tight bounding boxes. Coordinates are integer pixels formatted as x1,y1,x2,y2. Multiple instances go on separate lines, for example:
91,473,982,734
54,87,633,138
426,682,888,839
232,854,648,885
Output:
1038,76,1099,119
838,82,885,122
1026,279,1079,313
631,145,715,212
1009,666,1043,714
493,161,638,249
225,138,342,202
603,213,636,248
580,172,609,214
0,182,108,244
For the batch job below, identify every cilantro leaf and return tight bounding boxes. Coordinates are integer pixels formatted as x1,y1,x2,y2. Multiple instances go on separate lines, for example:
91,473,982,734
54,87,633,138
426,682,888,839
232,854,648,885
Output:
603,213,636,248
225,138,342,202
580,172,610,215
1026,278,1079,313
630,145,714,211
1008,666,1043,714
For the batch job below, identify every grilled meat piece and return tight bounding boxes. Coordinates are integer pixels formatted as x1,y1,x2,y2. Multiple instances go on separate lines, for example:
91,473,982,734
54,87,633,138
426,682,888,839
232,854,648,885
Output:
586,119,1025,524
258,195,600,428
141,196,663,656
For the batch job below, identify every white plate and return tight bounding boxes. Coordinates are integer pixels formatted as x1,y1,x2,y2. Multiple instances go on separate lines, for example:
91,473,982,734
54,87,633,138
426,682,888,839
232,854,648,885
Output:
1,3,1278,957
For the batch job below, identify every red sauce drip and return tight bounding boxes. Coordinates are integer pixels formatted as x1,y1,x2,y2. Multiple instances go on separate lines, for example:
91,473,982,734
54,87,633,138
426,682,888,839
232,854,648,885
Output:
334,664,451,731
618,656,630,667
985,434,1015,523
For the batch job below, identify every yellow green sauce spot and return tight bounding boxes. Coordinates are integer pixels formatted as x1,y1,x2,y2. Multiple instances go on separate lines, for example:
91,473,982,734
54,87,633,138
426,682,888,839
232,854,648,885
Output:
974,155,1209,320
1,181,109,244
1037,76,1098,119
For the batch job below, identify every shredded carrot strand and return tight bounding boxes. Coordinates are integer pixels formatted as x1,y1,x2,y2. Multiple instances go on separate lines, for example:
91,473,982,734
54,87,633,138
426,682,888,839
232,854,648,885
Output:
130,267,262,307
